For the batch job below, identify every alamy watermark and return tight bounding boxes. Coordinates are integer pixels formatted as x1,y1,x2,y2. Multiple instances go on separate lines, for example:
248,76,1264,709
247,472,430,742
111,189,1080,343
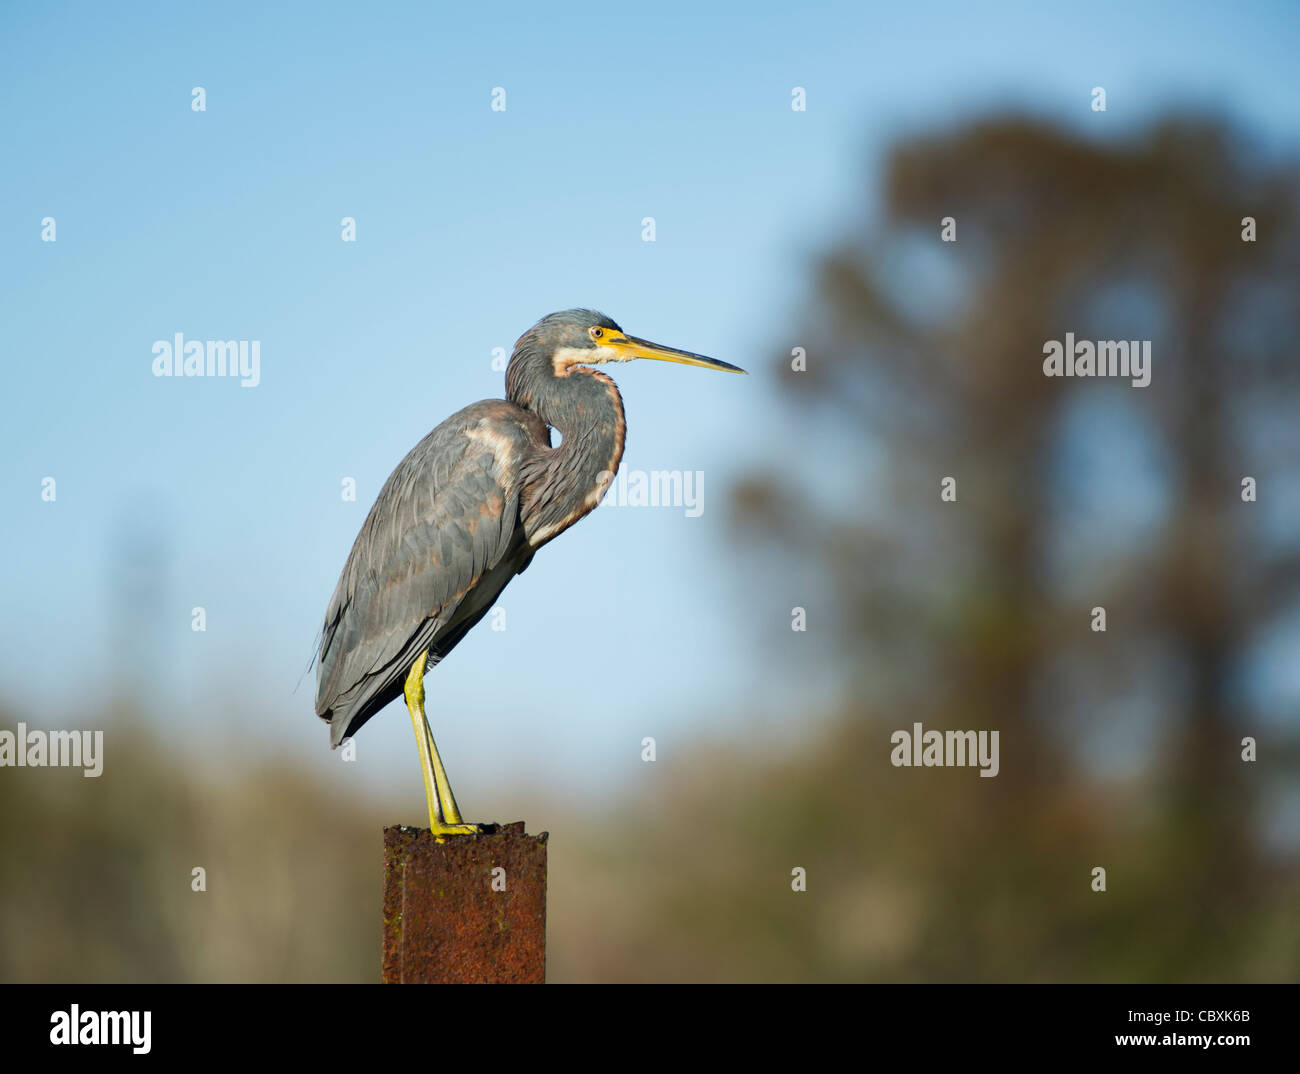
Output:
152,333,261,387
0,723,103,777
1042,334,1150,387
50,1005,150,1054
890,722,999,777
596,468,705,517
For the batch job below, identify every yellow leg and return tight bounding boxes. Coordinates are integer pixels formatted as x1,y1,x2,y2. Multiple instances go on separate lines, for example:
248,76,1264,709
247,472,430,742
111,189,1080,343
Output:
422,709,465,824
404,651,482,842
404,654,441,829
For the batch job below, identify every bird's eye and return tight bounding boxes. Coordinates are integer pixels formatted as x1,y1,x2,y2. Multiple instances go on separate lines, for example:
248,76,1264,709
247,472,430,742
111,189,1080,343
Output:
590,326,603,339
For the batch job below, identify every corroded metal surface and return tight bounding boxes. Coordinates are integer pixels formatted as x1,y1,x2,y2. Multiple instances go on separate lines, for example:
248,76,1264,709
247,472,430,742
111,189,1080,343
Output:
382,822,548,984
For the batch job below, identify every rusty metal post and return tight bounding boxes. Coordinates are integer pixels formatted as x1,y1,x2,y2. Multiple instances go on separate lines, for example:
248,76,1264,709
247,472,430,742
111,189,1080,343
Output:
382,822,548,983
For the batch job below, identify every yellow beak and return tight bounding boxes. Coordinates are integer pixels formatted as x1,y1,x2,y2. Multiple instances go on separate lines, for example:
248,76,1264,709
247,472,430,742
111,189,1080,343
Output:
606,332,747,374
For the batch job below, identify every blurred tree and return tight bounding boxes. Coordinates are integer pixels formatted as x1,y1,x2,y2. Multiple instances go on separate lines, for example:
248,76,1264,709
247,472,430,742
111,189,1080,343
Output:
715,115,1300,980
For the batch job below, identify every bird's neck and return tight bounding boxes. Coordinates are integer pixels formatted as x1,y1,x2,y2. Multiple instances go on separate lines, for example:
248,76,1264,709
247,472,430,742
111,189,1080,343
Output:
519,368,626,547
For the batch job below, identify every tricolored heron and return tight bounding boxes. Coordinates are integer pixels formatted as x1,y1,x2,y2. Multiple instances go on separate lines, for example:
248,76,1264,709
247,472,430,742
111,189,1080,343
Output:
315,309,745,839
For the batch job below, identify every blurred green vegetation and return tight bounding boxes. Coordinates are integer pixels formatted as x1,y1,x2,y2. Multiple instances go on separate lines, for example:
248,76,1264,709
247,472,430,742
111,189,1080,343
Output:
3,704,1294,982
550,716,1300,982
0,717,379,982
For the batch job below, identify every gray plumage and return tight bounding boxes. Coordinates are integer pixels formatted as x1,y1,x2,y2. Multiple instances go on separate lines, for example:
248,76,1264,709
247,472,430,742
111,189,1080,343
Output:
315,310,628,747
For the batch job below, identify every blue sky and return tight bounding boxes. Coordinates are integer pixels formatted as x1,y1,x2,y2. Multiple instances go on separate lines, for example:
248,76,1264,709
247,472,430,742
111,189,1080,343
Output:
2,1,1298,806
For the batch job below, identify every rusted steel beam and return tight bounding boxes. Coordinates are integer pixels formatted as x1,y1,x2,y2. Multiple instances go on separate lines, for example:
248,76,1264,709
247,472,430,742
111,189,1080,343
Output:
382,822,548,984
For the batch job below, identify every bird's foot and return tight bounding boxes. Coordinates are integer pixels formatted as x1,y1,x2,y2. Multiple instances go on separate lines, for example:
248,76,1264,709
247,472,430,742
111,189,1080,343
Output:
430,820,489,843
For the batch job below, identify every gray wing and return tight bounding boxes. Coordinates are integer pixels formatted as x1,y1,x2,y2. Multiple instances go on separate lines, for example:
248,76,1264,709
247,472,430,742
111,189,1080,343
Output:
315,400,545,746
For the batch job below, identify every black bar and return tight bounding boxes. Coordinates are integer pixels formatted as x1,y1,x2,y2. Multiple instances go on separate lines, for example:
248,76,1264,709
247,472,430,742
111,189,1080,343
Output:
0,983,1290,1061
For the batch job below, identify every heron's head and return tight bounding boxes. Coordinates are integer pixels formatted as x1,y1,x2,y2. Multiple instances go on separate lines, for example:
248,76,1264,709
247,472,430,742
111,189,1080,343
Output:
507,309,745,406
